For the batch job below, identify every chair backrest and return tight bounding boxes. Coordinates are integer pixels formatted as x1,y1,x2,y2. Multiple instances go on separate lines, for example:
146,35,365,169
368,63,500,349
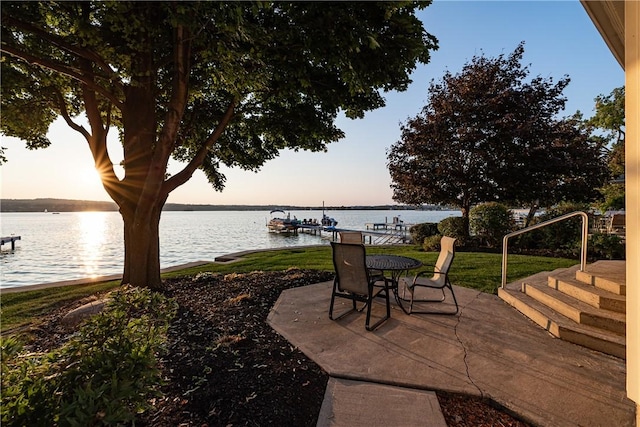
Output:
432,236,456,286
611,214,625,228
331,241,370,295
339,231,363,244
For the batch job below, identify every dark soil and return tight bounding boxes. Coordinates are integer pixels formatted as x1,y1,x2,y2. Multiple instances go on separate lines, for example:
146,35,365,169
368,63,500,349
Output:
25,269,530,427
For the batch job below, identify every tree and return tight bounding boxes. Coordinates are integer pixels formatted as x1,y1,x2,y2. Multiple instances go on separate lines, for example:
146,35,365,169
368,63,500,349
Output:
507,113,609,225
588,86,625,211
1,1,438,288
589,86,625,176
387,42,608,235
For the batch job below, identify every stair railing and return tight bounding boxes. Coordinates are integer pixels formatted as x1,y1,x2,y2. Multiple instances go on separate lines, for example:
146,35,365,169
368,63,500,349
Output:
501,211,589,288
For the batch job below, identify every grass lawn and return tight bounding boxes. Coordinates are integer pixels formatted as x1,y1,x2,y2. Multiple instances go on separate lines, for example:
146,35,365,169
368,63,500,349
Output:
0,245,578,332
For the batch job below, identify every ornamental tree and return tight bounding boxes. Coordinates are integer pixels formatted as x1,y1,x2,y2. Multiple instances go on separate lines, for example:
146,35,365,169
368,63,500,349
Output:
387,42,608,235
1,1,438,288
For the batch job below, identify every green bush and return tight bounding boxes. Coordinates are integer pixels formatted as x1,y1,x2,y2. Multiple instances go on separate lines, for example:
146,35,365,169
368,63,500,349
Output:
513,202,592,253
537,202,592,250
410,222,439,245
438,216,467,244
589,233,625,260
422,234,442,251
1,287,177,426
469,202,514,248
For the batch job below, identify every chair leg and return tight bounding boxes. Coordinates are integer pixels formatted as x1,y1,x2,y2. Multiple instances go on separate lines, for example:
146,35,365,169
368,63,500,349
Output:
365,282,391,331
402,281,458,315
328,279,339,320
330,279,375,322
330,280,359,321
446,281,459,314
330,279,392,330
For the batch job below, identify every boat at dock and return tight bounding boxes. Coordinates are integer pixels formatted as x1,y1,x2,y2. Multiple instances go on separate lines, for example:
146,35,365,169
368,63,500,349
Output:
319,202,338,229
300,214,338,230
267,210,300,233
321,214,338,228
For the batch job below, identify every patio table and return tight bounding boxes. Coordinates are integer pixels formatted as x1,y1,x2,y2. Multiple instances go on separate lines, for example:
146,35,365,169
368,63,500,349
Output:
366,254,422,313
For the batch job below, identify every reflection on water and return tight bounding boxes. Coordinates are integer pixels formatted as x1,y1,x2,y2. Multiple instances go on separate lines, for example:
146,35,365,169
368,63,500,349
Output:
1,209,460,288
78,212,107,278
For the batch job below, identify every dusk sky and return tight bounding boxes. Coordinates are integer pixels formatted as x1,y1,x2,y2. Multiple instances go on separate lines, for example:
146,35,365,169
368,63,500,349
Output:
0,1,625,207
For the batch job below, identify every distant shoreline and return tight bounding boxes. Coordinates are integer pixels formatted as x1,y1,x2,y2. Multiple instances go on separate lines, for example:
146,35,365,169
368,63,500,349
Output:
0,198,451,213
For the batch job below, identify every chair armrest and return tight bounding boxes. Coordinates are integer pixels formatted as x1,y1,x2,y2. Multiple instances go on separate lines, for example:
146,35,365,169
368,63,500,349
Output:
413,265,447,284
413,265,436,277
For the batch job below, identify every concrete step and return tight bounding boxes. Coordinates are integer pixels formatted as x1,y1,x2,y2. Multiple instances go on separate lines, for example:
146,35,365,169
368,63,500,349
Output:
575,260,626,296
548,270,626,314
498,287,626,359
316,378,447,427
523,282,626,336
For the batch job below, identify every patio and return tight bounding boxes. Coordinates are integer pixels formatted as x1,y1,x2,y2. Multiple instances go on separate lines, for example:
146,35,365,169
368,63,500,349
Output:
268,280,635,426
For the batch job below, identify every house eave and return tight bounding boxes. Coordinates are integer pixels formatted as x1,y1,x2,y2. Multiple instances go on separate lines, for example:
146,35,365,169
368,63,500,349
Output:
581,0,625,69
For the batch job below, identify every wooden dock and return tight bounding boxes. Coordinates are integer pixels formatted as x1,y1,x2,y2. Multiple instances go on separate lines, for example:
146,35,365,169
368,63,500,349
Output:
296,224,325,235
1,235,21,250
365,217,411,232
270,217,415,245
317,227,412,245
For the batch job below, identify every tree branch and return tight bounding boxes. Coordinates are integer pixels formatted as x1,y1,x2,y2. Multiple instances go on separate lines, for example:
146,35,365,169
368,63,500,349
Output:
1,44,123,108
157,25,191,166
163,99,236,194
54,89,90,139
3,14,124,94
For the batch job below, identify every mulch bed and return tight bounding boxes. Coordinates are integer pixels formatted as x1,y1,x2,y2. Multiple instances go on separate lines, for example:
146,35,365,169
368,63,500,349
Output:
24,269,530,426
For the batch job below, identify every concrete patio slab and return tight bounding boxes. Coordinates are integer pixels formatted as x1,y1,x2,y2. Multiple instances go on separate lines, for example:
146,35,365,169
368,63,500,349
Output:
268,281,635,427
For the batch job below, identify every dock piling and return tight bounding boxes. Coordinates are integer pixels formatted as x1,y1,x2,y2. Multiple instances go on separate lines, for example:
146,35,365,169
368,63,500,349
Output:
1,236,21,250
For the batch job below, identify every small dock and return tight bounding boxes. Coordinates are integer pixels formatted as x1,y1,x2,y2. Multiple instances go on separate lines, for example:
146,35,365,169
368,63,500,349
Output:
269,215,415,245
296,224,325,235
290,225,412,245
1,236,21,250
338,228,412,245
365,216,411,231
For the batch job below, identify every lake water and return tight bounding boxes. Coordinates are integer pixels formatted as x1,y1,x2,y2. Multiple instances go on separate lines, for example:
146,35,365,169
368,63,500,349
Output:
0,209,460,289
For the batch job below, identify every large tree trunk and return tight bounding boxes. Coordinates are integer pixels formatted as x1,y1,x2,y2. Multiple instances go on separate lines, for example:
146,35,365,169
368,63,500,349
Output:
122,204,163,289
80,23,195,290
525,201,540,228
118,54,166,288
460,205,471,240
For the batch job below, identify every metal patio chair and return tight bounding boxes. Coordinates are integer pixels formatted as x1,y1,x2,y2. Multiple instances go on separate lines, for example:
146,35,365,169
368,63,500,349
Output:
401,236,459,315
338,231,363,243
329,241,392,331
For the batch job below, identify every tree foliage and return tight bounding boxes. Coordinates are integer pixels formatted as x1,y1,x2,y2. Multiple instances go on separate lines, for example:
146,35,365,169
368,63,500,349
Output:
587,86,625,212
589,86,625,176
1,1,438,287
387,42,608,234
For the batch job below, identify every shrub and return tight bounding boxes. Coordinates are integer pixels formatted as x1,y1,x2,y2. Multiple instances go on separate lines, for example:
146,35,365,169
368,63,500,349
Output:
512,202,592,254
537,202,592,250
469,202,514,248
1,287,177,426
589,233,625,260
422,234,442,251
438,216,467,244
410,222,439,245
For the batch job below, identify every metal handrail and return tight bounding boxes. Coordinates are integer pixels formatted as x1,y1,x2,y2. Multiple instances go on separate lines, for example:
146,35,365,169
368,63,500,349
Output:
501,211,589,288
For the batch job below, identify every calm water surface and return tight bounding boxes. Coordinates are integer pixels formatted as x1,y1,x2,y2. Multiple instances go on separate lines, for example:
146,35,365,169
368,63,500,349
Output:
0,209,460,289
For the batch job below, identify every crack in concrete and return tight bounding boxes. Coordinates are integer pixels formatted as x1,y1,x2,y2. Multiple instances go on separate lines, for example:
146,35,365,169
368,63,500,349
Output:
454,290,484,396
